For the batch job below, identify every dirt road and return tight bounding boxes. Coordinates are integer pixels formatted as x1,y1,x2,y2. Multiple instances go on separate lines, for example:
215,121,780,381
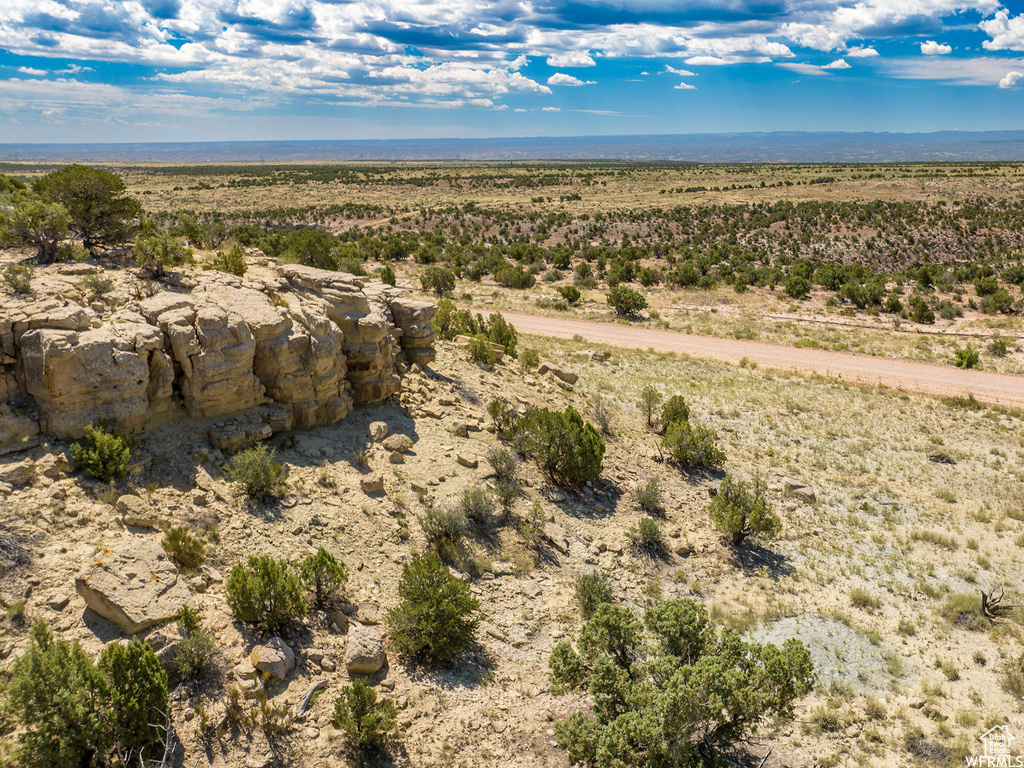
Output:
502,312,1024,408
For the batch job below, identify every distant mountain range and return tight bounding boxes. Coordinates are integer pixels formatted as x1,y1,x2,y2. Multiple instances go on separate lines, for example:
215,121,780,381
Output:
4,131,1024,163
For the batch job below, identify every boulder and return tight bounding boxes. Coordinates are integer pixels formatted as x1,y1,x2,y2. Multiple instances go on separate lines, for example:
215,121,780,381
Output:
251,637,296,681
344,622,385,675
115,495,163,528
75,539,193,634
456,454,478,469
537,362,578,385
0,458,34,486
368,421,389,442
382,434,414,453
360,475,385,494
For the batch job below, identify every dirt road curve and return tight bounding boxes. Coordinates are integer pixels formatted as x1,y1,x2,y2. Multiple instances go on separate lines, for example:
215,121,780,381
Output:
502,312,1024,408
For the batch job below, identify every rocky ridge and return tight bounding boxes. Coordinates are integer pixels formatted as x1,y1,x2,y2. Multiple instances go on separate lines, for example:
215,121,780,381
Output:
0,263,437,452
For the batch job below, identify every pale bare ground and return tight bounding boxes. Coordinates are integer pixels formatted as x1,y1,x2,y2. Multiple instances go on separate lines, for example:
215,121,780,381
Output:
502,311,1024,408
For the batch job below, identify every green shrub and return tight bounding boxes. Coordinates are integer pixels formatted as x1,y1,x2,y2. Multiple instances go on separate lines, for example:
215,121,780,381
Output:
225,555,307,633
575,571,614,619
606,286,647,317
785,275,811,300
212,243,248,276
288,227,337,270
850,588,881,611
174,606,215,684
988,338,1009,357
660,395,690,427
421,265,455,296
299,547,349,607
433,298,481,340
634,477,665,516
99,638,169,764
4,620,110,768
661,421,726,469
161,525,206,570
953,346,981,370
333,678,398,753
519,347,540,370
458,486,495,526
638,385,662,427
549,601,814,767
78,272,114,298
485,312,518,357
558,285,581,304
388,553,481,663
378,265,396,286
629,518,667,558
224,443,285,500
487,447,523,513
938,593,988,631
910,298,935,324
487,398,520,435
420,506,468,549
522,406,605,488
70,423,131,482
708,474,780,547
2,263,33,294
133,232,193,276
466,335,496,364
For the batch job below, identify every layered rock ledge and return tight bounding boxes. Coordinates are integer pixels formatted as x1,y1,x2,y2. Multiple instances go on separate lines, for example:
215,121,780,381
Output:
0,263,437,451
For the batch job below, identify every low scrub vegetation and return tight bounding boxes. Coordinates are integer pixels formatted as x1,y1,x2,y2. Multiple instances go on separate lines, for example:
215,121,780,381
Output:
225,555,307,633
388,552,480,664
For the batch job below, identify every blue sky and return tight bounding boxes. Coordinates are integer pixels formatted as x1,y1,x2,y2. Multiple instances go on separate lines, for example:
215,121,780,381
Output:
2,1,1024,143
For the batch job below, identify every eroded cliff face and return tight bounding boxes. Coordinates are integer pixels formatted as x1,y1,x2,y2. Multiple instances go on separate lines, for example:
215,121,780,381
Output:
0,263,436,452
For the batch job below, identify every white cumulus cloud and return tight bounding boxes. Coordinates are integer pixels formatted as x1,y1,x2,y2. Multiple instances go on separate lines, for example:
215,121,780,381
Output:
547,73,594,86
982,10,1024,51
823,58,851,69
546,52,596,67
999,71,1024,88
921,40,952,55
847,46,879,58
541,106,560,111
673,81,696,89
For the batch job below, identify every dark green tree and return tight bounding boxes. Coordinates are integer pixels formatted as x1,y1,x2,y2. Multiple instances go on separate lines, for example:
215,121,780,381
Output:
708,474,781,547
549,601,814,767
34,165,141,249
606,286,647,317
299,547,349,607
0,192,69,263
388,553,480,663
522,406,605,487
98,638,169,764
660,395,690,427
332,678,398,754
4,621,110,768
421,265,456,296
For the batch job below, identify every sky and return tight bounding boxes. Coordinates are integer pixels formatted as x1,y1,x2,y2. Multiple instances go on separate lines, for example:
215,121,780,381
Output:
2,1,1024,143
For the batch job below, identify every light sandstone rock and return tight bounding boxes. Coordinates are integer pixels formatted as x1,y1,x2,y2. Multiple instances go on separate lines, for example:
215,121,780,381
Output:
344,622,385,675
74,539,192,634
251,637,296,681
382,434,414,453
0,268,436,445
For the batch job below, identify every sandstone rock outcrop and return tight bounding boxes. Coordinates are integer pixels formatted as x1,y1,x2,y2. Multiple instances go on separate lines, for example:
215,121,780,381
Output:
0,266,437,445
75,538,193,634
